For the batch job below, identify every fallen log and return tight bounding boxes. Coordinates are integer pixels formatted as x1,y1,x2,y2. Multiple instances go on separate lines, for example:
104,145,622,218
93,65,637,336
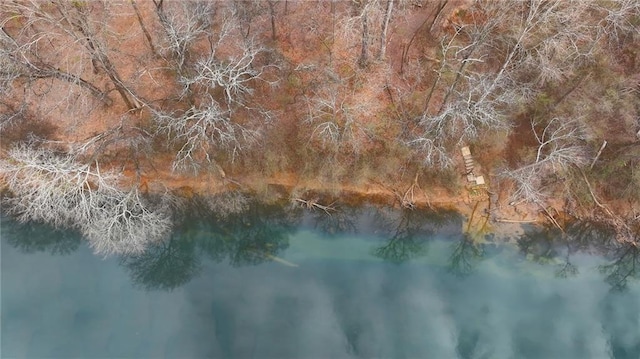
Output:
495,218,539,223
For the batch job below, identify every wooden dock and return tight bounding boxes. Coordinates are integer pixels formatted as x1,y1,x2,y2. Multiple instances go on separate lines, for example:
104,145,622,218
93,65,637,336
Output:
461,146,474,175
461,146,484,186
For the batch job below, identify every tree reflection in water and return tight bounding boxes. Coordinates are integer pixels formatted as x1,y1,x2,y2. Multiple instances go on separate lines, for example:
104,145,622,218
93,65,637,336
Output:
600,243,640,292
516,225,562,265
448,235,484,277
558,221,616,279
517,224,583,278
515,219,639,289
200,201,300,266
594,219,640,292
120,228,202,292
3,218,82,255
120,199,302,291
372,208,460,263
4,202,638,292
307,205,361,237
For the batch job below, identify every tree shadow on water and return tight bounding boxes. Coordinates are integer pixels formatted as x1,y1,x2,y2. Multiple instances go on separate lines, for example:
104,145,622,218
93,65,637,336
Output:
2,217,82,256
372,208,460,264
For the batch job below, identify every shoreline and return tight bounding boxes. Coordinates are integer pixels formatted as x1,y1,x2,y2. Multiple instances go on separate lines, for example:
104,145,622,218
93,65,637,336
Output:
139,169,550,242
0,161,625,251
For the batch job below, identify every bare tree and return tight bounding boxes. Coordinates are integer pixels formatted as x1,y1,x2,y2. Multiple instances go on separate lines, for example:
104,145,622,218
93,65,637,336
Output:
0,7,109,105
519,2,598,86
152,96,260,173
83,187,172,256
0,102,25,134
357,0,371,68
230,0,264,40
377,0,394,60
416,73,513,147
405,8,499,166
596,0,640,45
1,1,144,111
0,144,172,256
531,118,590,170
1,145,104,228
504,165,548,205
52,1,141,110
153,1,215,73
152,10,275,173
266,0,278,41
503,118,590,204
180,39,269,107
337,0,397,67
405,136,453,169
304,80,373,154
405,0,612,168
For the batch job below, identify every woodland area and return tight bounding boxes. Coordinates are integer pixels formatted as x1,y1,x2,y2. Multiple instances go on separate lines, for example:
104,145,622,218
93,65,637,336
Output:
0,0,639,256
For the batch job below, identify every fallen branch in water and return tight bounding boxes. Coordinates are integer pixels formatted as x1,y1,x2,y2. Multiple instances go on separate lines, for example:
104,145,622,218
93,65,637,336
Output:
294,198,337,215
264,253,299,267
495,218,539,223
248,249,299,267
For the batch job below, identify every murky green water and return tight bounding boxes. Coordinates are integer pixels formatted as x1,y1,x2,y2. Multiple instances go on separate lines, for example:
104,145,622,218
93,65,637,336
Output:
2,204,639,358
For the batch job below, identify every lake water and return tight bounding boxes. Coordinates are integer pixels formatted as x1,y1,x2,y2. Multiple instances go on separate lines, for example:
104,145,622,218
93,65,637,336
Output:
2,204,640,358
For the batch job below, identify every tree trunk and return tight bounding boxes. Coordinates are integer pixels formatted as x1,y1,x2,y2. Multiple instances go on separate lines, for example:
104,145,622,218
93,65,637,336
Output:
131,0,157,56
71,14,138,110
268,1,277,41
49,68,112,105
1,29,110,104
428,0,448,34
377,0,394,60
438,42,480,114
358,10,369,68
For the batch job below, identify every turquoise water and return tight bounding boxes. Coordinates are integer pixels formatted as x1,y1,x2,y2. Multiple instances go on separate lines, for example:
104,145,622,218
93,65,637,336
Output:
2,205,640,358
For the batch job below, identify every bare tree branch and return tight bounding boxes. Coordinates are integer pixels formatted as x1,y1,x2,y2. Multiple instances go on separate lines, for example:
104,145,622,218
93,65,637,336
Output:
0,145,172,256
